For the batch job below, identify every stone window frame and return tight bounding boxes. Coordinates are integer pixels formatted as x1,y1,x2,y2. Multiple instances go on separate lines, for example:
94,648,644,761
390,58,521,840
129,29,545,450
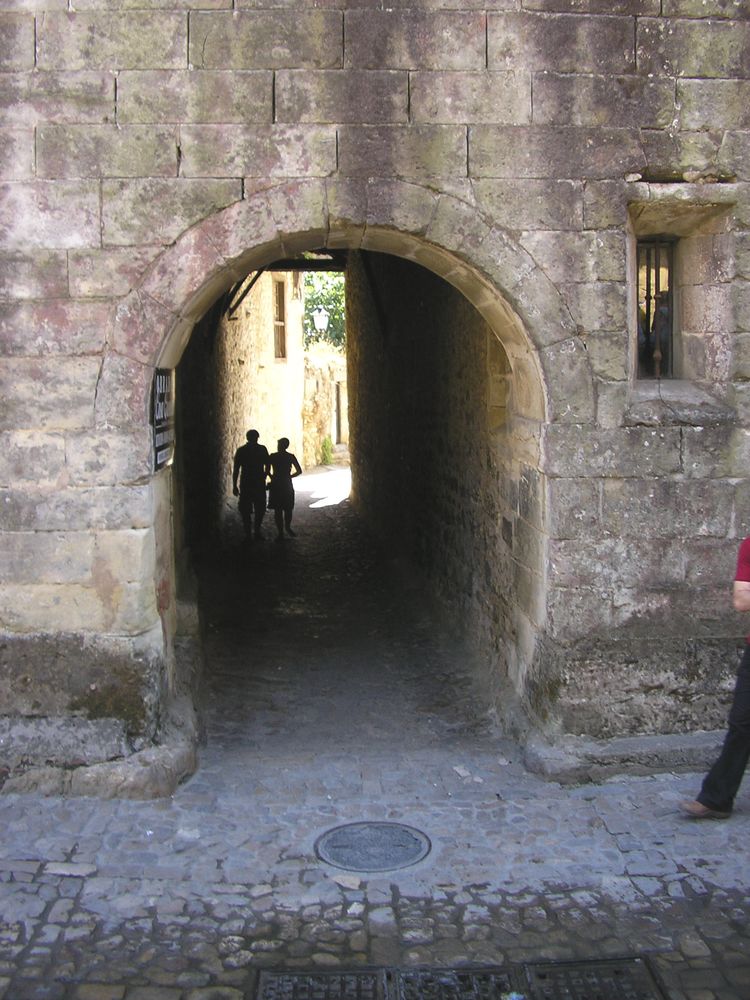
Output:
273,276,287,360
627,192,735,413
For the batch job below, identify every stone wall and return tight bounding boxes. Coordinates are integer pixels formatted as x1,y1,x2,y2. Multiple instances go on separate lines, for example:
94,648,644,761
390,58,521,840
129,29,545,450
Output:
1,0,750,778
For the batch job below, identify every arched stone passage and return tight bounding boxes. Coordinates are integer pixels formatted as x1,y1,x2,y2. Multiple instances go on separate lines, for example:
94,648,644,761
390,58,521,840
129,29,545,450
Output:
101,178,592,740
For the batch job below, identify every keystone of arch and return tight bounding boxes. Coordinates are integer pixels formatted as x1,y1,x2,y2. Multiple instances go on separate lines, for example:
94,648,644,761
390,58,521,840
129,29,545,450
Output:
109,177,590,423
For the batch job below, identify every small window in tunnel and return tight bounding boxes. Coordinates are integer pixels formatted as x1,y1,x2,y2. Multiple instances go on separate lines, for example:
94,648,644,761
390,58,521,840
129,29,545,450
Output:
637,239,674,379
273,278,287,359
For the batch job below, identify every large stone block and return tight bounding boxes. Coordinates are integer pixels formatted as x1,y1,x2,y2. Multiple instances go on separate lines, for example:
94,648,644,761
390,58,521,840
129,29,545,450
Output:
0,430,65,486
681,425,745,479
37,13,188,71
93,352,153,425
469,125,644,179
0,251,69,299
489,13,635,74
0,14,34,71
527,0,658,11
519,230,626,283
0,357,100,430
0,300,112,356
546,477,601,539
474,178,584,230
68,247,161,298
601,479,733,539
583,330,629,381
640,130,724,182
582,179,630,229
549,536,686,589
0,128,33,180
562,280,627,332
637,18,750,79
410,71,531,125
276,70,407,124
345,11,485,71
180,124,337,178
37,124,178,178
541,338,597,424
0,72,114,126
533,73,675,128
678,79,750,131
338,125,467,180
0,181,100,250
0,531,93,585
101,178,241,246
541,425,682,477
189,11,342,70
117,70,272,124
0,581,157,634
719,132,750,182
64,429,152,486
663,0,748,17
0,632,162,737
0,483,153,531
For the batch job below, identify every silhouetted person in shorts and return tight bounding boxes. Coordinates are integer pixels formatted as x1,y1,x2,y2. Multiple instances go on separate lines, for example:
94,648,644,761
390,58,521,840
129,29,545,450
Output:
232,429,270,541
267,437,302,540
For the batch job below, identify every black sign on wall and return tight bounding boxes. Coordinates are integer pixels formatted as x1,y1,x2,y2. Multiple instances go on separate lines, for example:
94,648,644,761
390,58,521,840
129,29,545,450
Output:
152,368,175,471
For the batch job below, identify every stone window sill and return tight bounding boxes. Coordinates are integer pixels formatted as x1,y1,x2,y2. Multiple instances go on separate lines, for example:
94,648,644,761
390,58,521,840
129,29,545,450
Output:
624,380,734,427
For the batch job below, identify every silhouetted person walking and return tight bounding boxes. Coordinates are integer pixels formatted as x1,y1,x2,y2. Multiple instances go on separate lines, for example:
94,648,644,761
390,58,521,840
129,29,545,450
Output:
681,536,750,819
267,437,302,540
232,429,270,541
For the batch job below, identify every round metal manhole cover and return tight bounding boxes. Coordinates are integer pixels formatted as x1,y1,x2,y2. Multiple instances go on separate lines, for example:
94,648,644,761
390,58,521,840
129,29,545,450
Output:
315,821,431,872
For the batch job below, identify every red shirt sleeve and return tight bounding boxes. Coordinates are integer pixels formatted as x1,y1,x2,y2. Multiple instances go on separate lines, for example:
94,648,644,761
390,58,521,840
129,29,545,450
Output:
736,537,750,582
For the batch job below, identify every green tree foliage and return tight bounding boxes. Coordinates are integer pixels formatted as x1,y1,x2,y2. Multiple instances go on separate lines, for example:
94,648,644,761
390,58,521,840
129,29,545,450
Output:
303,271,346,349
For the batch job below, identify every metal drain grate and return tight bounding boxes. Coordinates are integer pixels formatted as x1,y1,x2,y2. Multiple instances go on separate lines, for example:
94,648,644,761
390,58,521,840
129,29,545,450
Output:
393,967,526,1000
315,822,431,872
525,958,665,1000
257,971,387,1000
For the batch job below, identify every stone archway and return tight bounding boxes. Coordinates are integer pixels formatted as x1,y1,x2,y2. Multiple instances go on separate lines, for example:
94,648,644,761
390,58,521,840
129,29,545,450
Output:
101,177,592,746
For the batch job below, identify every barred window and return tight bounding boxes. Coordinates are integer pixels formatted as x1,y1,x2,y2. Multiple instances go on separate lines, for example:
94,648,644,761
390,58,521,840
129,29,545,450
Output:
273,278,287,359
637,239,674,380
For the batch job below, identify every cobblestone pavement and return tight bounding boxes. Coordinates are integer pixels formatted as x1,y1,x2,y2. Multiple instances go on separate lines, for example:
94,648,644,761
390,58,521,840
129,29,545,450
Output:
1,470,749,999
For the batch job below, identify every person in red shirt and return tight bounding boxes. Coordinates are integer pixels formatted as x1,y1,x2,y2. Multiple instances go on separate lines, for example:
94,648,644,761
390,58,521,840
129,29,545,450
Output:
681,537,750,819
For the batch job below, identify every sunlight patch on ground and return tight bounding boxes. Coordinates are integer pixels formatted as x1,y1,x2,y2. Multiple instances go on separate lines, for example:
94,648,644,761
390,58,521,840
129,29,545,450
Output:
297,466,351,508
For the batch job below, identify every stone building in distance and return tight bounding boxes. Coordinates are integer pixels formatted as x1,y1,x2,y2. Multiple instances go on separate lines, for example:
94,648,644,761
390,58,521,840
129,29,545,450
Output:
1,1,749,793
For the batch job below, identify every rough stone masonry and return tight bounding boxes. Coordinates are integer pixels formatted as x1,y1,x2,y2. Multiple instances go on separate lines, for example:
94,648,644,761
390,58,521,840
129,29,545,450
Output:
1,1,750,792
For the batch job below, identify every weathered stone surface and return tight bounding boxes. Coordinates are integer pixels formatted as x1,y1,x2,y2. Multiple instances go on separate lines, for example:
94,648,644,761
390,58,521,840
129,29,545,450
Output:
68,247,161,298
345,11,485,71
0,357,99,430
533,73,676,128
0,71,113,125
118,70,272,124
37,13,189,71
562,281,627,333
0,716,129,768
519,231,625,284
276,70,408,124
0,127,32,179
0,531,93,584
583,331,629,381
0,251,69,299
37,125,178,179
0,483,154,531
63,429,152,486
101,178,241,246
410,71,531,124
189,11,342,70
640,130,725,182
0,181,100,250
474,179,583,230
93,352,154,426
663,0,748,18
0,580,158,634
542,426,682,478
678,79,750,131
0,13,34,71
180,125,337,179
489,13,635,74
0,300,112,356
338,125,466,180
470,126,644,179
0,430,65,486
637,18,750,80
601,479,733,539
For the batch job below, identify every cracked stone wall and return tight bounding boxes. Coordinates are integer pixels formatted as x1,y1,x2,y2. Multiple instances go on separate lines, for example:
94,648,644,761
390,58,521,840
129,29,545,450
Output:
1,1,750,768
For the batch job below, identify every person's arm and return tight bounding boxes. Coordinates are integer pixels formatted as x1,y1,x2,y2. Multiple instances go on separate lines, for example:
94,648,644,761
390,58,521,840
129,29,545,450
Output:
291,455,302,478
232,451,240,495
734,581,750,613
